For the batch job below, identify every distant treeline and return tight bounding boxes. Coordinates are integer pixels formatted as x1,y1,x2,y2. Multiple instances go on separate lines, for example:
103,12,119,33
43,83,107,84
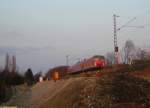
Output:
0,68,37,104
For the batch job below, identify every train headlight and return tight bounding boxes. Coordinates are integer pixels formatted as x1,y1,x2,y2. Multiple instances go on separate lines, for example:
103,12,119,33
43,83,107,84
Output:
94,61,100,67
94,62,97,66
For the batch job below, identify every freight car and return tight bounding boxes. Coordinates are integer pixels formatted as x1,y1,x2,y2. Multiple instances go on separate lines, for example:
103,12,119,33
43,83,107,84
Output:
68,55,107,74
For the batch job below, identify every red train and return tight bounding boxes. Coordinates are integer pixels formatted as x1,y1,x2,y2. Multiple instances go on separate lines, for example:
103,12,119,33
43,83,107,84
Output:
68,55,107,74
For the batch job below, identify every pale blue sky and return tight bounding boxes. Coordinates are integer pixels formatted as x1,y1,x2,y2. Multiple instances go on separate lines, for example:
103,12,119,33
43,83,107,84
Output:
0,0,150,73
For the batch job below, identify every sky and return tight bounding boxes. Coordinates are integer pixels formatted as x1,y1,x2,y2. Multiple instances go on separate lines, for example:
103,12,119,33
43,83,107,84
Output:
0,0,150,73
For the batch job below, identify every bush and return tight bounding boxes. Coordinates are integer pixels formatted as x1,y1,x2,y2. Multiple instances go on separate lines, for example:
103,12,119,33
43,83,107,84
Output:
0,71,24,104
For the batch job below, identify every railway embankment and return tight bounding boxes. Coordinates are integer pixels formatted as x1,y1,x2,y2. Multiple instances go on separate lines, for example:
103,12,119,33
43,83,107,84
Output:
2,67,150,108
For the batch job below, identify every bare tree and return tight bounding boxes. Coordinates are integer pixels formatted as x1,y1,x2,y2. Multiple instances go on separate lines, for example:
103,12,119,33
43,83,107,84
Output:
124,40,136,64
106,52,114,65
136,48,150,60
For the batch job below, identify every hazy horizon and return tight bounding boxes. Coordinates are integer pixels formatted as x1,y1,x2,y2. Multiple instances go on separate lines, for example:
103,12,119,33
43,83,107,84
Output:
0,0,150,73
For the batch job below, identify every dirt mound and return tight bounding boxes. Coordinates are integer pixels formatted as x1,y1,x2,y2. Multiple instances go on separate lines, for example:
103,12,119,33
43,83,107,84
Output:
39,77,96,108
40,73,150,108
80,73,150,108
131,67,150,79
111,73,150,104
3,73,150,108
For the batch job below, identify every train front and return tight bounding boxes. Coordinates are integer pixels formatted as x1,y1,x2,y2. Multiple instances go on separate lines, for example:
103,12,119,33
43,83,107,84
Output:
94,58,106,68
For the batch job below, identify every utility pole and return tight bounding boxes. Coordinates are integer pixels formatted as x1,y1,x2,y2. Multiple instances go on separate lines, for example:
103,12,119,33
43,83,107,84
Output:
66,55,69,66
113,14,142,64
5,53,9,71
12,55,16,73
113,14,119,64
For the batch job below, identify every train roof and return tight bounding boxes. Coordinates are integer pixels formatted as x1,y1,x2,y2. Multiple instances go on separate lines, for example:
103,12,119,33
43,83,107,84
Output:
92,55,105,59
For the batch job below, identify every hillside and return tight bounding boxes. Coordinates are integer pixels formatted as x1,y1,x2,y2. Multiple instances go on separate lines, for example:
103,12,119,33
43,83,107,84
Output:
3,67,150,108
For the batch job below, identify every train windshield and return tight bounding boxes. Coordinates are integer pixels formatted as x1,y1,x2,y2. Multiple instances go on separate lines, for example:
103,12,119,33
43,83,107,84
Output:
92,55,105,59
